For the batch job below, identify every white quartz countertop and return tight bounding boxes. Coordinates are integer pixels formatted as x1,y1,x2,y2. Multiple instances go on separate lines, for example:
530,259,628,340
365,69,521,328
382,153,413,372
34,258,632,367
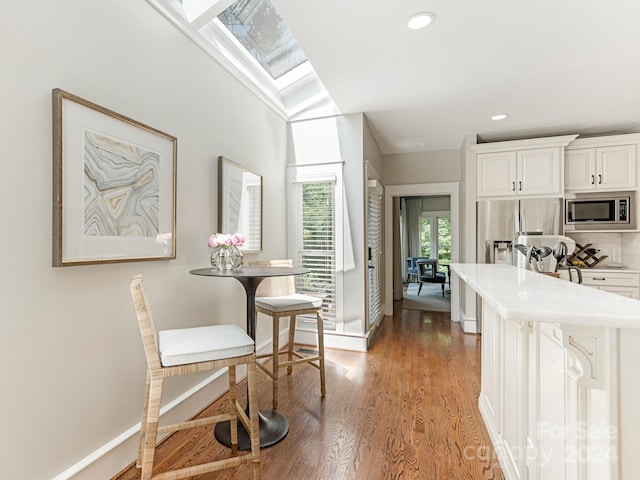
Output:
451,263,640,329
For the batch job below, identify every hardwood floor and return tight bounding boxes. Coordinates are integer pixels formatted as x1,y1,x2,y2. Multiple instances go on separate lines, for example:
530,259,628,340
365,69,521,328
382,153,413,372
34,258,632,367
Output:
113,304,504,480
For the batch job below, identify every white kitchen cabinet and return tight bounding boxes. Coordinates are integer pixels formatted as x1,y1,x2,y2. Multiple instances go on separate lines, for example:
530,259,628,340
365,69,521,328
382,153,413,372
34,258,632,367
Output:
477,147,561,198
454,263,640,480
472,135,577,199
580,271,640,299
565,144,636,192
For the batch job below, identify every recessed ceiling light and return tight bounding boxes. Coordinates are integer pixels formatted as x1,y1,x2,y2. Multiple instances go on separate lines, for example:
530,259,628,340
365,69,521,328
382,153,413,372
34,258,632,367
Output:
407,12,435,30
491,114,509,121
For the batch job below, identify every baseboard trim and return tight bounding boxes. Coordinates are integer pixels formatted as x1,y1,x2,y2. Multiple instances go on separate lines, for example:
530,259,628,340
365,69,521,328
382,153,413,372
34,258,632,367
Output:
52,326,362,479
52,369,229,480
52,335,280,480
478,394,517,480
295,328,368,352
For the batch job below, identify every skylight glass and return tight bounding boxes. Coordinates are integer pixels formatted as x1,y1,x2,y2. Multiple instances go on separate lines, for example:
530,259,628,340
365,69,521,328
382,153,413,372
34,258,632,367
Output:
218,0,308,80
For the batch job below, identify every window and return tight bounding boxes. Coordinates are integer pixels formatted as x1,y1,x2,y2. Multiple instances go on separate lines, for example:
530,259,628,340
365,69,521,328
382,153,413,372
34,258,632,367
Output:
293,180,336,330
420,213,451,271
420,217,431,257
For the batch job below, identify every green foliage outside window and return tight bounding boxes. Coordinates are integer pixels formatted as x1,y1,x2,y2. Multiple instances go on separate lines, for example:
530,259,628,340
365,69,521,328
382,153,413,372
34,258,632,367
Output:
420,216,451,270
420,217,431,257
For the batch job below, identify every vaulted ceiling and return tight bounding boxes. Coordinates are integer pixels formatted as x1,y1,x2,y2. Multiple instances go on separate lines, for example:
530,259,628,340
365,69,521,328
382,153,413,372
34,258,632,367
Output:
154,1,640,155
273,0,640,154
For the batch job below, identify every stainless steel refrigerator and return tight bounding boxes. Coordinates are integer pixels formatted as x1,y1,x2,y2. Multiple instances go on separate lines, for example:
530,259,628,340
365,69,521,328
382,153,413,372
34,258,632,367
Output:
476,198,563,265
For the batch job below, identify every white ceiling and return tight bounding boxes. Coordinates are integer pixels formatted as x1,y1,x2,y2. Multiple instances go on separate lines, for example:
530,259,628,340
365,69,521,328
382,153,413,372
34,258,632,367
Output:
272,0,640,154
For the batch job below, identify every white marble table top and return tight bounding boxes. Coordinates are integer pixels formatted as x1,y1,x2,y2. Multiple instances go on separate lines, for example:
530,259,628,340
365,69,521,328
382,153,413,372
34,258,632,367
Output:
451,263,640,329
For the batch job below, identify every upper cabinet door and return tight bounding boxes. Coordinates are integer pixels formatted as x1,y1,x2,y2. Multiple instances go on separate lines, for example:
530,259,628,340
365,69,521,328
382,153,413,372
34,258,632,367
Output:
517,147,562,196
477,151,517,198
565,149,596,191
598,145,637,190
565,144,637,192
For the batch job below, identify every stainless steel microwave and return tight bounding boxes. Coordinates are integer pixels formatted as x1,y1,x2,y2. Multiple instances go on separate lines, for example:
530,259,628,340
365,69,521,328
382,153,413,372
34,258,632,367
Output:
565,195,631,227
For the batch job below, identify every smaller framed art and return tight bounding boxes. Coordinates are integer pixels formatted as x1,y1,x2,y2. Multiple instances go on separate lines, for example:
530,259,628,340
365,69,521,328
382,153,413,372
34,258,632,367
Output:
52,89,177,266
218,156,263,253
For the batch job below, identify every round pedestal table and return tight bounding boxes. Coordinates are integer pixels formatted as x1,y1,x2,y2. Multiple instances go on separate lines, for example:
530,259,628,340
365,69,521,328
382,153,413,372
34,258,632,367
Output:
189,266,308,449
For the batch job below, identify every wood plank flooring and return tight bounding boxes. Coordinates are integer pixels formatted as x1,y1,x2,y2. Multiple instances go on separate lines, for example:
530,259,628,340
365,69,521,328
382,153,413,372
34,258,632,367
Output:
113,305,504,480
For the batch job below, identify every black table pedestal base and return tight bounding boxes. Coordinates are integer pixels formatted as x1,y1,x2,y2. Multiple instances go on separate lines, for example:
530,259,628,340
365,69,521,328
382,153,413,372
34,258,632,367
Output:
214,409,289,450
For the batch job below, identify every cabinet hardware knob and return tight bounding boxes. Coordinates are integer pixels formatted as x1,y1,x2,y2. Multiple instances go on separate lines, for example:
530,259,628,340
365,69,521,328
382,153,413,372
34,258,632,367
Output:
598,174,602,184
519,181,522,191
512,181,515,191
591,175,595,185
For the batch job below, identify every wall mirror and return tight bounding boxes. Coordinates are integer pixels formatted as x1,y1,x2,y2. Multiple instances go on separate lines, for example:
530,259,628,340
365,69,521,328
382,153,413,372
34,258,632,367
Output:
218,156,262,252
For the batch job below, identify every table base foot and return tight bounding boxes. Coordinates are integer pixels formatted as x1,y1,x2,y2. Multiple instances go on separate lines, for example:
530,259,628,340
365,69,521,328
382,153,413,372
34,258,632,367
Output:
214,409,289,450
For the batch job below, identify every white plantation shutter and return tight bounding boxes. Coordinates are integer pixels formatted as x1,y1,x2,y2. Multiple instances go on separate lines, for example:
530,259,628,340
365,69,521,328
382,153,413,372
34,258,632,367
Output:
367,182,383,326
294,180,336,330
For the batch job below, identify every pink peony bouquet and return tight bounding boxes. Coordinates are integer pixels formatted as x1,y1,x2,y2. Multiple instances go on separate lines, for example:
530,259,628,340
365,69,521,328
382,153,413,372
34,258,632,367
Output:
208,232,246,248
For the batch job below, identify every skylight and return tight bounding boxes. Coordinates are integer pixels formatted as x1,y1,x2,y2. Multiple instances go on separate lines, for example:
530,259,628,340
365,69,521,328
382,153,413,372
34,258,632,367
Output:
217,0,308,80
148,0,338,119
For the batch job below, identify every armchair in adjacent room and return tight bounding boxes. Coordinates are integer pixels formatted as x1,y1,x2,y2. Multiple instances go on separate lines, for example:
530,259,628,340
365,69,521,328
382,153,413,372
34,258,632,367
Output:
416,259,447,297
406,257,418,283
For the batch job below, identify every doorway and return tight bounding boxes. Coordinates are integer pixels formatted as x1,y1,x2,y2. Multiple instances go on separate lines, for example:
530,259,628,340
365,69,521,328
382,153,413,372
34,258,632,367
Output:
383,183,460,322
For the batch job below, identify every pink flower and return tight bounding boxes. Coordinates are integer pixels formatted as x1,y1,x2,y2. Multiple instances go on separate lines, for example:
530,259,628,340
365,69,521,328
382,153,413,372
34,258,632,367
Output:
231,232,246,246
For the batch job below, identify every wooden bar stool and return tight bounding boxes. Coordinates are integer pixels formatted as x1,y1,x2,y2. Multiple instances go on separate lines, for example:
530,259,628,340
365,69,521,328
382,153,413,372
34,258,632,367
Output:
249,260,326,409
129,274,261,480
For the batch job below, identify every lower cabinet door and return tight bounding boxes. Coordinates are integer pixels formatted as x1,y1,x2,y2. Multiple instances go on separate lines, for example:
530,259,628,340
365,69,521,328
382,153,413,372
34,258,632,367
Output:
537,328,566,478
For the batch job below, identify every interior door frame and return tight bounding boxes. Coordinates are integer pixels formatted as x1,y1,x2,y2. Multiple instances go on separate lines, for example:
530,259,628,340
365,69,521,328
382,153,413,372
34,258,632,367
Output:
383,182,460,322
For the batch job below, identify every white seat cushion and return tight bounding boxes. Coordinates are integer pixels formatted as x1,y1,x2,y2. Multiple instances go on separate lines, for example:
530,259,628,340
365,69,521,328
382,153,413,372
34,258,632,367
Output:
255,293,323,313
158,324,254,367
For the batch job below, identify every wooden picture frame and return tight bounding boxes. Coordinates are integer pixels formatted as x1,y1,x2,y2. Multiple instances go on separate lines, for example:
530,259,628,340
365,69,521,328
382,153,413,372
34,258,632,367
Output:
218,156,263,253
52,89,177,266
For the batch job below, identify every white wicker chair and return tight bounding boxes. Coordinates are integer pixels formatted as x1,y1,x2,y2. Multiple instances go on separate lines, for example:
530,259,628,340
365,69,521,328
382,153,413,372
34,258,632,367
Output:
249,260,326,409
129,274,260,480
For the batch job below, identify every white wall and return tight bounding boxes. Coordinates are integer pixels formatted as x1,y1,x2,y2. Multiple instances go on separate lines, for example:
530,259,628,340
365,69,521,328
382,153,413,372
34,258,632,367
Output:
382,149,461,184
0,1,288,479
421,195,451,212
286,114,369,348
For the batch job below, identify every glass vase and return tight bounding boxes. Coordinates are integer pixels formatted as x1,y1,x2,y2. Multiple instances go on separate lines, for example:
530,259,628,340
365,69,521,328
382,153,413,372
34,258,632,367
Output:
210,245,244,271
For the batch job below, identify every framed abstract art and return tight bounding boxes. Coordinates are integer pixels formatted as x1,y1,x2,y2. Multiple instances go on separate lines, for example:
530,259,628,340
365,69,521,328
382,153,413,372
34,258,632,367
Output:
52,89,177,266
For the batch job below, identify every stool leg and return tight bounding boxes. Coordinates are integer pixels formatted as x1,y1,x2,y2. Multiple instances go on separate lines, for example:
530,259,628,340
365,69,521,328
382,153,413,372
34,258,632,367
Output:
228,365,238,453
137,371,151,468
272,314,280,410
317,309,326,397
246,359,261,480
140,374,163,480
287,315,296,375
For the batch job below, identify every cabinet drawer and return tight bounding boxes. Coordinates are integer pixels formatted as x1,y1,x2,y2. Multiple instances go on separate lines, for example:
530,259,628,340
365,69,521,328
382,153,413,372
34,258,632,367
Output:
600,286,639,299
580,272,640,287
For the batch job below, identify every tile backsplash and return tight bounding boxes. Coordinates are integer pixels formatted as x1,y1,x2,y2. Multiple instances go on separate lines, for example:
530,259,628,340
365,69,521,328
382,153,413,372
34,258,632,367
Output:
565,232,640,269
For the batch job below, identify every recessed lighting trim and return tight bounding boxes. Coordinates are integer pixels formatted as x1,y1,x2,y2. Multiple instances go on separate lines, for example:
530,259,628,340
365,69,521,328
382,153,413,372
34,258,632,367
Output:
491,114,509,121
407,12,435,30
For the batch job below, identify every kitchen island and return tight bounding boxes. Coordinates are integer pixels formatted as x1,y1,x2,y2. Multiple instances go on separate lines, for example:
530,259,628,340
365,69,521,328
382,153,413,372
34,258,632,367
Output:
451,263,640,480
